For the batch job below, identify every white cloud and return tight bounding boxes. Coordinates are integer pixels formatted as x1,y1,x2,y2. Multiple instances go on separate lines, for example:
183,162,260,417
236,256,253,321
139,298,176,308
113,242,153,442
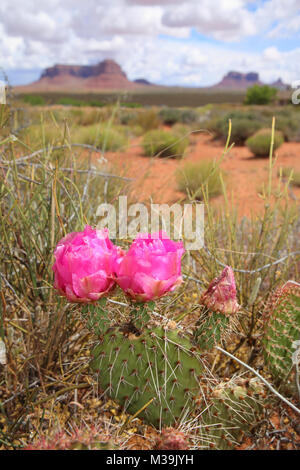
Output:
0,0,300,86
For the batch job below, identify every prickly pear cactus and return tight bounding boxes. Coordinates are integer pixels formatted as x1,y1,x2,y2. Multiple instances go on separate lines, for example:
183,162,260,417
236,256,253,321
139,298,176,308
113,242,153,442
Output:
90,326,205,427
194,266,240,350
199,377,266,450
262,281,300,389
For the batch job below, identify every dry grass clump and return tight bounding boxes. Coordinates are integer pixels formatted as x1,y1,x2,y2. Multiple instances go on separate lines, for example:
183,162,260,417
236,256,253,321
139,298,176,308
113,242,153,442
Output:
176,160,224,199
71,124,129,151
278,167,300,187
142,129,188,158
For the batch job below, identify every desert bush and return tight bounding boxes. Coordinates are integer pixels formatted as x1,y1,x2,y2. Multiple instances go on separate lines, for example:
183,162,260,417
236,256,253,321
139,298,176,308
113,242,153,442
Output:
68,108,104,126
119,110,139,125
71,124,128,151
142,129,188,158
176,160,224,199
246,128,284,157
56,97,105,107
208,110,263,145
278,167,300,187
244,85,277,105
134,108,161,131
22,94,46,106
20,122,65,149
275,115,300,142
120,102,142,108
159,107,198,125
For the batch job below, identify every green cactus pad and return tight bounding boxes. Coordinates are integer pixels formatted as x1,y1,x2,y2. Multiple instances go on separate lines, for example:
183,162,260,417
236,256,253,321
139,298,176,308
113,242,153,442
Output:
199,377,265,449
263,282,300,387
194,308,230,350
90,326,205,427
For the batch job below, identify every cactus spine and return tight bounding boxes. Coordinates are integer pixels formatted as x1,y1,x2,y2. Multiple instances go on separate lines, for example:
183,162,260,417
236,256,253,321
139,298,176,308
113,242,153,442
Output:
263,281,300,390
199,377,266,449
90,325,205,427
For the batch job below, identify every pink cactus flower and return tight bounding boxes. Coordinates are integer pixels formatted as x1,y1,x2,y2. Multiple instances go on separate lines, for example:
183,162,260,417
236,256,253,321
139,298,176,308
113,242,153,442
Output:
114,231,185,302
201,266,239,315
52,226,121,303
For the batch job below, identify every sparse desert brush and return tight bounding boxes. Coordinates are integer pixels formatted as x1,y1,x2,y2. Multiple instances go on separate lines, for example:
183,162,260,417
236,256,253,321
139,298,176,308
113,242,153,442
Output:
118,109,139,125
209,110,263,145
159,107,198,125
275,114,300,142
142,129,188,158
134,108,161,131
176,160,224,199
172,123,191,137
20,122,66,148
22,94,46,106
129,124,144,137
68,107,104,126
246,128,284,157
71,124,128,151
278,167,300,187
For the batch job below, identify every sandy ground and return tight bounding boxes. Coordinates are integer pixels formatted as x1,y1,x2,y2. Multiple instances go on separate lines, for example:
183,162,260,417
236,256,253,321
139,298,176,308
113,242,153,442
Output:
103,132,300,217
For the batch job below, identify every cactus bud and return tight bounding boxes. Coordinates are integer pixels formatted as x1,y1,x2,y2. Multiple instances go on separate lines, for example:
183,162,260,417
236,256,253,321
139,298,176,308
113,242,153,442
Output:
201,266,239,316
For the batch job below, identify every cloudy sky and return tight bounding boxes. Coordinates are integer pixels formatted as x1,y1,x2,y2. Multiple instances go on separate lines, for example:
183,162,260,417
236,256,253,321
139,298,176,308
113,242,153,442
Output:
1,0,300,87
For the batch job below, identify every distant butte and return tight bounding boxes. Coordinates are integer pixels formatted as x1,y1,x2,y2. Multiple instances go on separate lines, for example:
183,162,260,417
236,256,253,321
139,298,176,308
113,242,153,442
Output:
213,71,289,90
16,59,152,92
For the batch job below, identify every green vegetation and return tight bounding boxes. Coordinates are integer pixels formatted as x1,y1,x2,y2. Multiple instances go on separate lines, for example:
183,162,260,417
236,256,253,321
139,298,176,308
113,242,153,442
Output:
245,84,277,105
142,129,188,158
71,124,129,151
246,128,284,157
158,107,199,125
1,97,300,450
279,167,300,187
22,94,46,105
134,108,161,131
176,160,224,199
209,110,263,145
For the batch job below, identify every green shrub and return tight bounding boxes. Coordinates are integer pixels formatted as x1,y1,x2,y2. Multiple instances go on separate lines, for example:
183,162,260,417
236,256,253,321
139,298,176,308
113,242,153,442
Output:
21,123,64,148
142,129,188,158
208,110,263,145
278,167,300,187
56,97,105,107
120,102,142,108
23,94,46,106
72,124,128,151
244,85,277,105
172,124,190,138
159,108,198,125
176,160,224,199
275,115,300,142
68,108,104,126
134,109,161,131
246,129,284,157
119,110,139,126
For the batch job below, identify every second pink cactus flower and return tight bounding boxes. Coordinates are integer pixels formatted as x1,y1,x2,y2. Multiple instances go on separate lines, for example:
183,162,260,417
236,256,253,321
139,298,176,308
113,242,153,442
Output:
201,266,240,315
114,231,185,302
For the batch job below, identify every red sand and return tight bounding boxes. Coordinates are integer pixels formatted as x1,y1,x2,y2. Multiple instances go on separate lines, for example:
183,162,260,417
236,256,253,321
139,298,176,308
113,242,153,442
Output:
103,132,300,218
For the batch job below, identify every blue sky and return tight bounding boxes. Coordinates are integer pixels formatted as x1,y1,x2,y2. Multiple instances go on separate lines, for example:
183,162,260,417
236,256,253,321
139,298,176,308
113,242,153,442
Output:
1,0,300,87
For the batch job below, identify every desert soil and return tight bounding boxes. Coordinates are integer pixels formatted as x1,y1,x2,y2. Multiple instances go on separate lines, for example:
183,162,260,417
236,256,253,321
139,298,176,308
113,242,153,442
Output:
103,132,300,217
